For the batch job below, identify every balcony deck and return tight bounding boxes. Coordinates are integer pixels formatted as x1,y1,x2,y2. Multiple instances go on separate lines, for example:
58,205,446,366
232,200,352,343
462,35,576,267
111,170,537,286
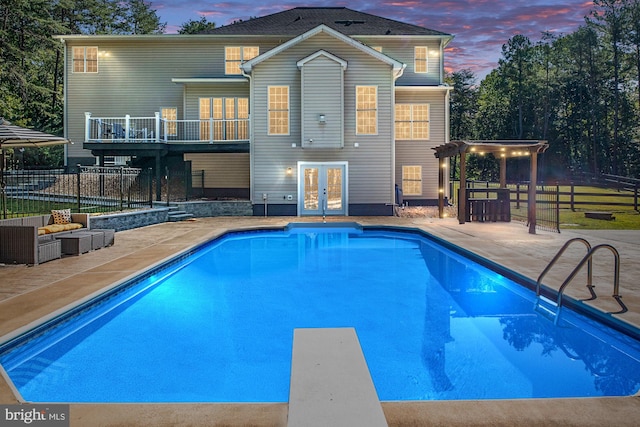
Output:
84,113,250,145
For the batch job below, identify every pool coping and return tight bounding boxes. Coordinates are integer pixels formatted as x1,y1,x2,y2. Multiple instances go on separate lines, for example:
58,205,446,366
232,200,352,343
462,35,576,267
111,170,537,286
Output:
1,217,640,425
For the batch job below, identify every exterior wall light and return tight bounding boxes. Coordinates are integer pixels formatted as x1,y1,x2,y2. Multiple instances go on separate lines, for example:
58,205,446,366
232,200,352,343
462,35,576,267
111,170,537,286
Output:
286,167,293,175
318,114,326,124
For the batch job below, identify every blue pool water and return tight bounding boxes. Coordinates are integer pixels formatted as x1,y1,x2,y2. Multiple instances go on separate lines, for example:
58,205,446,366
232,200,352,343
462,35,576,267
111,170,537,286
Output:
1,224,640,403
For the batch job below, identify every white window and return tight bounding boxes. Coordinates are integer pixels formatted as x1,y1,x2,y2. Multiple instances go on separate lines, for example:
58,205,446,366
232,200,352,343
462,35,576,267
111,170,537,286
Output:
200,97,249,140
395,104,430,140
268,86,289,135
220,98,249,140
402,166,422,196
199,98,211,140
356,86,377,135
225,46,259,75
73,46,98,73
414,46,428,73
161,107,177,136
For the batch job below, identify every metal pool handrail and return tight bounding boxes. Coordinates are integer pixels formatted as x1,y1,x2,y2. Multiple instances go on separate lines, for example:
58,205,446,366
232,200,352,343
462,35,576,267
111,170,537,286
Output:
536,237,593,298
556,244,627,314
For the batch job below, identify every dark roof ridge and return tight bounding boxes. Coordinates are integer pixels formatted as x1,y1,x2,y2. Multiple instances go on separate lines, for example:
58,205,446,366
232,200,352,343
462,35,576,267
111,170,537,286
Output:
203,6,452,37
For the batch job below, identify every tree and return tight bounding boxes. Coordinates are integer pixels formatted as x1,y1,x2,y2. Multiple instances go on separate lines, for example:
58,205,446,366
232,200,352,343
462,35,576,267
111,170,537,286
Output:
499,35,536,139
0,0,166,169
549,27,606,175
178,16,216,34
627,0,640,109
589,0,627,174
124,0,166,34
447,69,478,140
475,70,511,140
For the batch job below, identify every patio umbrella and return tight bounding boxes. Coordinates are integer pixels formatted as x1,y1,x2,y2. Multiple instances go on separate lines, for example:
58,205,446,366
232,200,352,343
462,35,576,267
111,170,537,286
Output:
0,118,70,218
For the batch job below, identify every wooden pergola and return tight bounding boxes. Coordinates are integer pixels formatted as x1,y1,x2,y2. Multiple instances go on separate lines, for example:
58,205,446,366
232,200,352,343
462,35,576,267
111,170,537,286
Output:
433,140,549,234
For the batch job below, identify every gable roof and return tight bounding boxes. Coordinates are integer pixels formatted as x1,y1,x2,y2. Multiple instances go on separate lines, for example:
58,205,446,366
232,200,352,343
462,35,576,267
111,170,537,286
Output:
297,50,348,70
241,25,405,76
204,7,452,38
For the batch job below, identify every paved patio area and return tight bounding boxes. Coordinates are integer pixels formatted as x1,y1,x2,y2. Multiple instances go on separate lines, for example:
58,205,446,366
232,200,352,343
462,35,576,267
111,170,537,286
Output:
1,216,639,426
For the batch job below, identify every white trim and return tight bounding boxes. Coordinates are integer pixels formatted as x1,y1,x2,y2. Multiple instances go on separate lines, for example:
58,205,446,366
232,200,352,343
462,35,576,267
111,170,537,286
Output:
171,78,248,84
54,33,455,47
395,85,452,92
297,50,348,70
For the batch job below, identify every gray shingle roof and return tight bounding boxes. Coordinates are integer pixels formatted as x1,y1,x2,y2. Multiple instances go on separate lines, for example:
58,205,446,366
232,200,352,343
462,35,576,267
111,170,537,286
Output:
204,7,451,37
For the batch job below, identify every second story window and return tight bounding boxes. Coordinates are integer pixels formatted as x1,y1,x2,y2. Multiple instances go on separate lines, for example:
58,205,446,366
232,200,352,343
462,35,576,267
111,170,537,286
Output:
73,46,98,73
268,86,289,135
356,86,377,135
225,46,259,75
395,104,430,140
414,47,428,73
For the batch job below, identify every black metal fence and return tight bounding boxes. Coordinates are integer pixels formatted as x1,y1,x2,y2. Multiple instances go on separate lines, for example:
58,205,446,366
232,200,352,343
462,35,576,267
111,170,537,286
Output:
0,166,227,219
1,167,153,219
450,180,560,232
509,184,560,233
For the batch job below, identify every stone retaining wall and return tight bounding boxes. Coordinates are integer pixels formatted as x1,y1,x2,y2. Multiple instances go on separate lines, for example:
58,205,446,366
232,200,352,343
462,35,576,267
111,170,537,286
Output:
170,200,253,217
154,200,253,218
89,208,169,232
89,201,253,231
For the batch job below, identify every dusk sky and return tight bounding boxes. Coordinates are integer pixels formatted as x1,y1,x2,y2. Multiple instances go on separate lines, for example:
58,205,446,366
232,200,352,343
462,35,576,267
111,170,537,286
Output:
152,1,595,81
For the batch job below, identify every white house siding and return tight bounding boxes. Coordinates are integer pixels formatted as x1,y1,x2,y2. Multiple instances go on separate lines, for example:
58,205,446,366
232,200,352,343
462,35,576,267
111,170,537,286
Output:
249,32,396,208
300,55,344,148
355,37,443,86
395,90,447,202
62,37,279,162
184,153,250,189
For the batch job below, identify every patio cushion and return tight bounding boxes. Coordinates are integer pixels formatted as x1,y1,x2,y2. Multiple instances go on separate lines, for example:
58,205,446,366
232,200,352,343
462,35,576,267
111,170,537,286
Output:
38,223,83,235
51,209,72,224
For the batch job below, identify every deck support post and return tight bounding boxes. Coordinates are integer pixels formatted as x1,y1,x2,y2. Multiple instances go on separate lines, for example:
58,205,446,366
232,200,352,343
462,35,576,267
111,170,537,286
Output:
458,151,467,224
528,149,538,234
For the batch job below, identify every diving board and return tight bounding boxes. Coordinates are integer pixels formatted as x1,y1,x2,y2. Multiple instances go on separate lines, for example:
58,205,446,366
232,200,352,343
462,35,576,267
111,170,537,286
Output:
287,328,388,427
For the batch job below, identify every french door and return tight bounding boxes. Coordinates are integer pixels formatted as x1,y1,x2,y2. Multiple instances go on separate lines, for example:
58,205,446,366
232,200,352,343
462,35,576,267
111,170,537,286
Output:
298,162,347,216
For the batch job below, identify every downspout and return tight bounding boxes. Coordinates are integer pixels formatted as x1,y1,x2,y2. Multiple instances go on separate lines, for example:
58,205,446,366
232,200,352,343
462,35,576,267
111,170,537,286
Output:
444,87,451,203
440,38,444,84
391,63,407,212
241,67,255,211
60,38,68,168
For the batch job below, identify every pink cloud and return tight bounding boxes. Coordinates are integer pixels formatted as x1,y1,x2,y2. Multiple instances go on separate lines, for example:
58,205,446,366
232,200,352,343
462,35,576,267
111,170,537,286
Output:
154,0,594,80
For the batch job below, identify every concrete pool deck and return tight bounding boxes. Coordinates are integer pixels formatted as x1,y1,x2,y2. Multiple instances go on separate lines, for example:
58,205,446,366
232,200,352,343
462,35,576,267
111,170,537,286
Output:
0,216,639,426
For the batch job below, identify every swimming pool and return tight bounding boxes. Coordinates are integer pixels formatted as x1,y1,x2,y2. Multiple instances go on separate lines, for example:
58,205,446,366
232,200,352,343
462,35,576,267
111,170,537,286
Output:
1,223,639,403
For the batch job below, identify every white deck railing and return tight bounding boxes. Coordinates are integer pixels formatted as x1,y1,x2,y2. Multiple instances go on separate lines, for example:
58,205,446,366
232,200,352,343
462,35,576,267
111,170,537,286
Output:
84,112,250,144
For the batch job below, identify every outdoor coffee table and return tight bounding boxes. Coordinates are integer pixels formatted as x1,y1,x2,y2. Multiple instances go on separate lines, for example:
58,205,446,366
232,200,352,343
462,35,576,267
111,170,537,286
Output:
90,229,115,247
78,230,106,250
55,233,92,255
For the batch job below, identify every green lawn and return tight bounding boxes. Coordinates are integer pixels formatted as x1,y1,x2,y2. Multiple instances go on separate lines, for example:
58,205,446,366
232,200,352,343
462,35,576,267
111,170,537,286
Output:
507,185,640,230
556,185,639,230
559,209,640,230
